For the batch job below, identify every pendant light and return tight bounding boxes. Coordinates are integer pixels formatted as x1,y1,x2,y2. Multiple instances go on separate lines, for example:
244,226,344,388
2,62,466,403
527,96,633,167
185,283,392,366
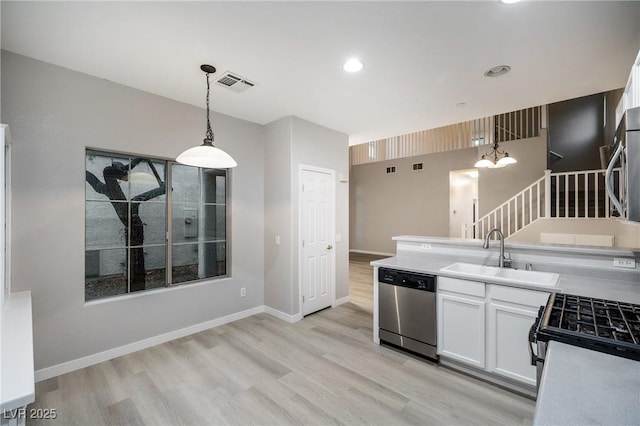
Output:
176,65,238,168
474,141,517,169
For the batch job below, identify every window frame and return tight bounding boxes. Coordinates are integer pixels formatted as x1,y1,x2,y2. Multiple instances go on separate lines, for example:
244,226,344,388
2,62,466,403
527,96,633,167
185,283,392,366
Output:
84,148,230,302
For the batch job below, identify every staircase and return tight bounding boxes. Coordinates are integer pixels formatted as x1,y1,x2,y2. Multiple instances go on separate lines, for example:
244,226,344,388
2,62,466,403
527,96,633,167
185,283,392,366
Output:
463,168,622,240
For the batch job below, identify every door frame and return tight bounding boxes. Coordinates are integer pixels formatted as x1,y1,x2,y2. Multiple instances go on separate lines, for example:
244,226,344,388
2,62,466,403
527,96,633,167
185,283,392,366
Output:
297,164,336,317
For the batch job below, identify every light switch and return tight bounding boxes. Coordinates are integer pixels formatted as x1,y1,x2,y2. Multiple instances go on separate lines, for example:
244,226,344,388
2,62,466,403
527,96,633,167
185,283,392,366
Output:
275,235,281,246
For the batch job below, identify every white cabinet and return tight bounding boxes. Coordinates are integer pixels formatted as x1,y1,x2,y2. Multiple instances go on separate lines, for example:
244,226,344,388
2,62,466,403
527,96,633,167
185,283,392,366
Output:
486,285,549,386
437,275,550,387
437,277,486,369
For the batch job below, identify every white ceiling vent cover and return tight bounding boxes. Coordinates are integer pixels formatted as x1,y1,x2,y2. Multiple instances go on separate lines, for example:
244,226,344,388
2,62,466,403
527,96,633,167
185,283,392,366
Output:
215,71,256,93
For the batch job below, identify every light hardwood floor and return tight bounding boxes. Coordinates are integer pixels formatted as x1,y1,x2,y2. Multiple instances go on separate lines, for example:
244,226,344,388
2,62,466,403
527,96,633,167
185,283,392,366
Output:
27,255,534,425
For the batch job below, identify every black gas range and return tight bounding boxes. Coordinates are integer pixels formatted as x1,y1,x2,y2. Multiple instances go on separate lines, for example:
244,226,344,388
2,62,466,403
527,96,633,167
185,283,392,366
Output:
529,293,640,388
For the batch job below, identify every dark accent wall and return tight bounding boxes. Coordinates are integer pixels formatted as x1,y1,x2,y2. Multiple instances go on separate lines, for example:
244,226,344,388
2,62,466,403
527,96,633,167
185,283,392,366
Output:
548,90,622,172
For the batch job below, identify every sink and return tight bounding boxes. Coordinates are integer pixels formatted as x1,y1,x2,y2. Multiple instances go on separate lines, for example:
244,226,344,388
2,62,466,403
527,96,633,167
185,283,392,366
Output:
494,268,560,287
440,262,560,287
440,262,500,277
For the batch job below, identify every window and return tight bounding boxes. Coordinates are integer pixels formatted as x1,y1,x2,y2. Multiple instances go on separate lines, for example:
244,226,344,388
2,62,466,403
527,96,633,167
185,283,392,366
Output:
85,150,228,301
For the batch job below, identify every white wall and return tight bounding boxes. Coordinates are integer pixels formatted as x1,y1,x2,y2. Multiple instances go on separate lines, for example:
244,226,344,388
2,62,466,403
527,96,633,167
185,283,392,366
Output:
264,116,349,316
1,51,265,370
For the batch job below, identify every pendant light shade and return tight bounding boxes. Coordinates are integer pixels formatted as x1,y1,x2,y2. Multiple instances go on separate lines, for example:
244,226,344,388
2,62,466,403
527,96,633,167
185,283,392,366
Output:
176,144,238,168
474,141,517,169
176,64,238,169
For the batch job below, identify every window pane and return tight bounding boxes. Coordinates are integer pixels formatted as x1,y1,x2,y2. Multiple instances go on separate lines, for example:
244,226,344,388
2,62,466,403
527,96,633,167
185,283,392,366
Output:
86,152,130,201
171,242,226,284
171,204,226,243
85,248,128,301
203,204,226,240
131,202,166,246
86,201,127,249
203,169,226,204
171,164,200,203
129,245,166,292
130,159,167,202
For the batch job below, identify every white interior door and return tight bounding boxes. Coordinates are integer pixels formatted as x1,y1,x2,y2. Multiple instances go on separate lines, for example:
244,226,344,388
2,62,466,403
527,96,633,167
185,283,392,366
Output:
300,167,335,316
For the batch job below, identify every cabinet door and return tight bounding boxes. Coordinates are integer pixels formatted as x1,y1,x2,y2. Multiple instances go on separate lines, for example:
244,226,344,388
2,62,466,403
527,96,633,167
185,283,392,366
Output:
487,300,539,385
437,292,485,368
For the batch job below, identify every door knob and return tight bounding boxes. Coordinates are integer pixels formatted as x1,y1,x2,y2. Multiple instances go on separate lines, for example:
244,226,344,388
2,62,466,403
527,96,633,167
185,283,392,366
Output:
327,244,333,250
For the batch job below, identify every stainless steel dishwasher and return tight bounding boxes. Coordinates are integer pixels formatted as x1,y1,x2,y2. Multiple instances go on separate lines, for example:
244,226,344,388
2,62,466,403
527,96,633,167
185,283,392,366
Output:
378,268,438,360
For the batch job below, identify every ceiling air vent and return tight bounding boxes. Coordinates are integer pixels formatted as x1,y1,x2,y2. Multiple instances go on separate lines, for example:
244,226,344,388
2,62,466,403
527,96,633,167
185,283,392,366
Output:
412,163,424,171
215,71,256,93
386,166,396,174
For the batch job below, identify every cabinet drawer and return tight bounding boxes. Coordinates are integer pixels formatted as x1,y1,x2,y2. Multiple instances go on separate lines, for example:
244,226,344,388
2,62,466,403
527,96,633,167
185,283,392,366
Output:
489,284,550,307
438,276,485,298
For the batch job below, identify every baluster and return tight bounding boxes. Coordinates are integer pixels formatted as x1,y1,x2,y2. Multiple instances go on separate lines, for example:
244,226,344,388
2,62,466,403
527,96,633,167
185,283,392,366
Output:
605,171,610,218
574,173,578,217
501,206,504,231
564,174,568,218
593,172,600,217
521,192,525,230
584,172,589,218
529,187,533,223
507,202,511,235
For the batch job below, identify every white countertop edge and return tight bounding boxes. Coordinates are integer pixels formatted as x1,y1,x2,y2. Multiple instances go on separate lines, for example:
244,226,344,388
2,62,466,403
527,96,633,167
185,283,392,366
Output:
392,235,639,257
1,291,35,411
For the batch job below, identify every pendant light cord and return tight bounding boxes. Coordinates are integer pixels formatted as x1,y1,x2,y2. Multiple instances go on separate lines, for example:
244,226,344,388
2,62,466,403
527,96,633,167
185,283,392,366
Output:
205,71,215,143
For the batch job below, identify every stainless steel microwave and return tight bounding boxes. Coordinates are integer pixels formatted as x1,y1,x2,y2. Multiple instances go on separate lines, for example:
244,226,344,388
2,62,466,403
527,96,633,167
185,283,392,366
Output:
606,106,640,223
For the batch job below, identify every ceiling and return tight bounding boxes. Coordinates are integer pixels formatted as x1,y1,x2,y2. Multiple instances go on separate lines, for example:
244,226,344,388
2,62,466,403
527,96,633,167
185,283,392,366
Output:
2,1,639,146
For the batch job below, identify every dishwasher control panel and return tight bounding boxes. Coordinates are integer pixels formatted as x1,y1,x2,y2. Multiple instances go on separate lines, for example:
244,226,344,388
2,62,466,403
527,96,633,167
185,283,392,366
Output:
378,268,436,292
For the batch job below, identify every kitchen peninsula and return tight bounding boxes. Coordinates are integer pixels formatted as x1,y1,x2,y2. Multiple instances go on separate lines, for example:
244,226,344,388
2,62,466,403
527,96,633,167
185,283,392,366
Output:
371,235,640,423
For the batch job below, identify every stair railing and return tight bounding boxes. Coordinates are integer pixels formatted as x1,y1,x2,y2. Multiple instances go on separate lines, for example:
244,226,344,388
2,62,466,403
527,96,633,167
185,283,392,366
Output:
463,168,621,240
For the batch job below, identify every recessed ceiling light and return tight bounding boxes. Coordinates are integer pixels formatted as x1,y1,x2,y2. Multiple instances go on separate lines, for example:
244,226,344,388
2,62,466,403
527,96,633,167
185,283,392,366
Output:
484,65,511,77
343,58,364,73
456,102,466,108
499,0,521,4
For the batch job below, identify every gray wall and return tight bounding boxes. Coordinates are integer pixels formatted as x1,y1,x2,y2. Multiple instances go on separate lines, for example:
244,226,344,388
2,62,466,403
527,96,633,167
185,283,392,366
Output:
2,51,265,370
350,147,477,254
264,117,293,314
350,135,548,254
477,133,547,216
264,116,349,315
291,117,350,305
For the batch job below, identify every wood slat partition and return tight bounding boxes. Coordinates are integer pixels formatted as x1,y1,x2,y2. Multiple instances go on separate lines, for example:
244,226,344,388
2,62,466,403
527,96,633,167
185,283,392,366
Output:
350,106,543,166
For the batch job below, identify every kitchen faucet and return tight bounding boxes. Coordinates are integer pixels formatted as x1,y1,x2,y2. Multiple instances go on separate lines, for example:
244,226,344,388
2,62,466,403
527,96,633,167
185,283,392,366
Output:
483,228,511,268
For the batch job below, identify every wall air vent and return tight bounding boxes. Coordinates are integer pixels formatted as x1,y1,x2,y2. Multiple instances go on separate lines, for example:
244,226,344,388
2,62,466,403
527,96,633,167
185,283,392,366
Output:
386,166,396,174
215,71,256,93
412,163,424,171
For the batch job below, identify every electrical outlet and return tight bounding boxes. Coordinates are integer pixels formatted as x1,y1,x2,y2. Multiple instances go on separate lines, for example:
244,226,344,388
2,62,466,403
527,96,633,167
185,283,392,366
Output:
275,235,280,246
613,258,636,269
421,244,431,250
240,287,246,297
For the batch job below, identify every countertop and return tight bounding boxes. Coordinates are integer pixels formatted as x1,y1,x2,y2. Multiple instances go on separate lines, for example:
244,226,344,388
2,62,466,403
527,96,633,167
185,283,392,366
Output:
371,256,640,304
533,341,640,426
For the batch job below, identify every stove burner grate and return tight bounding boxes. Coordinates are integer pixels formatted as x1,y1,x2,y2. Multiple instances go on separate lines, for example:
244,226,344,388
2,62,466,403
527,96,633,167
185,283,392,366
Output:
547,294,640,345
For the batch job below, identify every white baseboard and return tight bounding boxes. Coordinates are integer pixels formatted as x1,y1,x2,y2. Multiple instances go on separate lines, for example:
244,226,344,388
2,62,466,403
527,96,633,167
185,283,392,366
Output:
263,306,303,323
34,305,265,382
349,249,394,257
334,296,351,306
